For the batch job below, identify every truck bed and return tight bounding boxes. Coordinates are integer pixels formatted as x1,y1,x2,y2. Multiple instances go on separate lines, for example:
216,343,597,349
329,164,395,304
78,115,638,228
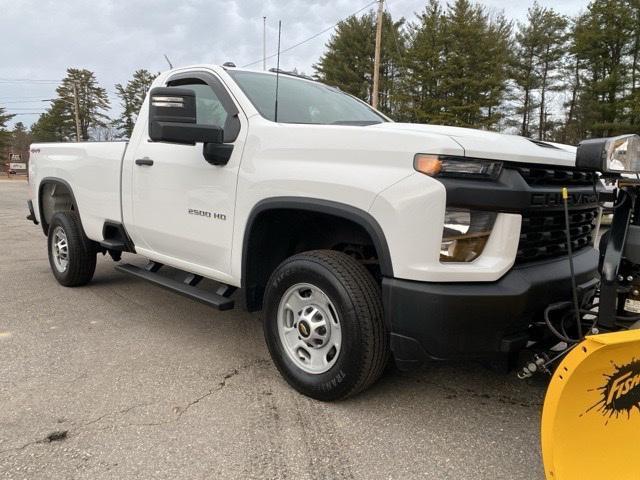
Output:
29,141,128,242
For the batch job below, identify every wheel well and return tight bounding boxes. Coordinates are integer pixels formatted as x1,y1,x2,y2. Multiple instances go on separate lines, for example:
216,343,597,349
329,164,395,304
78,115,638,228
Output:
38,180,77,235
243,206,388,312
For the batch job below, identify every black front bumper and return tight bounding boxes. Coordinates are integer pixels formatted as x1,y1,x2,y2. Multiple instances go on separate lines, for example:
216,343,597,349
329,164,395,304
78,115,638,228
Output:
382,247,598,368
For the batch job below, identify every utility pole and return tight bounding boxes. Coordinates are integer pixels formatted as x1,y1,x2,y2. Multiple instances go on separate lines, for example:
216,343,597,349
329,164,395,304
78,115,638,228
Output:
371,0,384,109
72,82,82,142
263,16,267,71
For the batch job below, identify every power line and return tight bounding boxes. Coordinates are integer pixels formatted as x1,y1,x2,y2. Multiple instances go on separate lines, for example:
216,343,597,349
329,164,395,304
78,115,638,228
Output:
6,107,52,110
0,79,60,84
0,77,60,81
0,95,49,100
241,0,378,68
0,100,49,104
0,91,119,103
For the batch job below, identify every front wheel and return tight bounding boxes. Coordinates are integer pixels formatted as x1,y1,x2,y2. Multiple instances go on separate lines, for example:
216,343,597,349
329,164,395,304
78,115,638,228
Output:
47,211,97,287
263,250,389,401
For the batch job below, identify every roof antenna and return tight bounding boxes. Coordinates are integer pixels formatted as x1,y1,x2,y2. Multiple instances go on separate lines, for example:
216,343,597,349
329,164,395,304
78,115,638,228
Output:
274,20,282,123
163,54,173,69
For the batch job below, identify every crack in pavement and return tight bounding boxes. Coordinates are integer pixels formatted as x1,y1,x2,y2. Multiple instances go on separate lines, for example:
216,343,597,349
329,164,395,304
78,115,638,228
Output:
0,358,270,458
0,430,69,456
80,402,154,428
130,359,270,427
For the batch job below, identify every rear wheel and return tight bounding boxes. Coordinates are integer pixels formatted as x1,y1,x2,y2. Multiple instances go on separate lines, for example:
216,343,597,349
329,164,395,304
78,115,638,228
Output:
263,250,388,400
47,211,97,287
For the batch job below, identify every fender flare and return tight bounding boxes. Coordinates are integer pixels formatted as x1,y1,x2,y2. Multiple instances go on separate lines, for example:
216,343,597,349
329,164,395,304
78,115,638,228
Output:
37,177,81,235
241,197,394,285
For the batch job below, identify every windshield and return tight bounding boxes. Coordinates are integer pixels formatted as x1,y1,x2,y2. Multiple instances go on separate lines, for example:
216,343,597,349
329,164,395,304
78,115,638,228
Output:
227,70,386,125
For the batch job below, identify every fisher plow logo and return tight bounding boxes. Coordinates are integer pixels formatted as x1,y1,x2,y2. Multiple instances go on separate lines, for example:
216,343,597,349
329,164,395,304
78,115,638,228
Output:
584,359,640,423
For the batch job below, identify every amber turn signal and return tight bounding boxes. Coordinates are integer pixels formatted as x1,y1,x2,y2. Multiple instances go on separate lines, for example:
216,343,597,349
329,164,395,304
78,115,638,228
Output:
414,154,442,176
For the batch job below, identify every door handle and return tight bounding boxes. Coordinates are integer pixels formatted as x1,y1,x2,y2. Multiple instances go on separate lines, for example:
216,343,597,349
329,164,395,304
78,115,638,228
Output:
135,158,154,166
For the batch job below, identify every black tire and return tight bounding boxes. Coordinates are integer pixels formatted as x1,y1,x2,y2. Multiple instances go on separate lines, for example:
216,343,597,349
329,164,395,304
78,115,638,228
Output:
47,211,97,287
263,250,389,401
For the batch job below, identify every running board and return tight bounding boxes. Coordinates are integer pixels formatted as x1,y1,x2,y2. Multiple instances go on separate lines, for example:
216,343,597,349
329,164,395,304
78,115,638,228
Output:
115,263,235,311
100,239,127,250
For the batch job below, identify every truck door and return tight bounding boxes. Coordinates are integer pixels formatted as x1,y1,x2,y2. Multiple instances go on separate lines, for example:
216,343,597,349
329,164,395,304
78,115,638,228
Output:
126,71,245,281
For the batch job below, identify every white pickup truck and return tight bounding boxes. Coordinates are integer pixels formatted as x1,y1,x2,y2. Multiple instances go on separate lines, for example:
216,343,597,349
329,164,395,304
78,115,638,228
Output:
26,64,600,400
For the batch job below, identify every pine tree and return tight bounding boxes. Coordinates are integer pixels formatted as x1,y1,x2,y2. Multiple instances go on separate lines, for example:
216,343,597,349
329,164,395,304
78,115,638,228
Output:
7,122,33,167
398,0,446,123
511,18,539,135
11,122,32,152
314,10,405,116
435,0,512,128
511,4,546,137
392,0,512,128
0,105,15,150
510,4,567,139
627,0,640,128
536,8,568,140
557,28,585,144
55,68,111,140
315,14,372,101
30,100,70,142
114,69,158,138
573,0,634,136
483,13,513,128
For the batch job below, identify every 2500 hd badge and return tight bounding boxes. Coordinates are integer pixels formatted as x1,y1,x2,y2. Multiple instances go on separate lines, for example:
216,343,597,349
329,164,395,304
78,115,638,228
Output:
188,208,226,221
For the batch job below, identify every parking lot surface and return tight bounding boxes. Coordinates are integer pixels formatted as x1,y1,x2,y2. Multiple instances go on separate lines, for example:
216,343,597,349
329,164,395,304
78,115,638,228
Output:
0,180,546,479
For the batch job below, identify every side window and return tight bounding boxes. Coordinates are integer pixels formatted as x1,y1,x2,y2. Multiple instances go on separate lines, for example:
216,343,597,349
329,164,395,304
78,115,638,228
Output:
169,81,228,128
166,75,240,142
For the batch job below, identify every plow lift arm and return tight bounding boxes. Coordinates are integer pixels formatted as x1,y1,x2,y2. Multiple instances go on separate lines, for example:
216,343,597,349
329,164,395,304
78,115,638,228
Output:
539,134,640,480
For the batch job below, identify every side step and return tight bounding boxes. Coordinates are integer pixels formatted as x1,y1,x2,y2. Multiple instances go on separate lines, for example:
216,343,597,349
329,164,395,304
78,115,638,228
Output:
115,263,235,311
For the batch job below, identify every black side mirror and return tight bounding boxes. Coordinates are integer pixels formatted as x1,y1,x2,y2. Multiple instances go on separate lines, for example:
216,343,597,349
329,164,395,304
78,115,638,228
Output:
148,87,223,145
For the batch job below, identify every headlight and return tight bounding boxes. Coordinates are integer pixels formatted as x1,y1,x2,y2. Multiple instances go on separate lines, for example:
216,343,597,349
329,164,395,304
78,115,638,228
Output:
576,134,640,173
440,208,497,262
414,154,503,180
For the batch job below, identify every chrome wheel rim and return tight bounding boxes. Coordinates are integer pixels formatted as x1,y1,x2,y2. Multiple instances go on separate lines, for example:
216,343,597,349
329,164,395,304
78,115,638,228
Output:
51,226,69,273
277,283,342,375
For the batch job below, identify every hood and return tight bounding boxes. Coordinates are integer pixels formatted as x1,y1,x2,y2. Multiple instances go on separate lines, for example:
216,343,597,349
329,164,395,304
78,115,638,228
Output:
372,123,577,167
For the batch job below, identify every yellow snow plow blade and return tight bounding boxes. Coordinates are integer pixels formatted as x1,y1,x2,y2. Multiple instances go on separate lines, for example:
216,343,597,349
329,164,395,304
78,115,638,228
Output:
541,329,640,480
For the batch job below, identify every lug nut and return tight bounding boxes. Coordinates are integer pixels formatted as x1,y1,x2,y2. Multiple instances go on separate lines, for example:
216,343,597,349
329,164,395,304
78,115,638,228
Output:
628,276,634,282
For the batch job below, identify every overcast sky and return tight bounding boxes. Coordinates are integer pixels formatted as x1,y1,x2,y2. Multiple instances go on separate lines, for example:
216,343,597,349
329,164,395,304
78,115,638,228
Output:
1,0,590,129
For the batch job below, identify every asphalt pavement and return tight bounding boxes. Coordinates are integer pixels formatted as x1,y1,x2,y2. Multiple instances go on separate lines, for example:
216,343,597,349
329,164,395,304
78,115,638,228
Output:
0,179,547,479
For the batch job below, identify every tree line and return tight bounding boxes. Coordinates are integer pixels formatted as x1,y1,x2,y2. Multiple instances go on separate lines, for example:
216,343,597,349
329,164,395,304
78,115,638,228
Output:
0,68,157,154
1,0,639,155
316,0,640,144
